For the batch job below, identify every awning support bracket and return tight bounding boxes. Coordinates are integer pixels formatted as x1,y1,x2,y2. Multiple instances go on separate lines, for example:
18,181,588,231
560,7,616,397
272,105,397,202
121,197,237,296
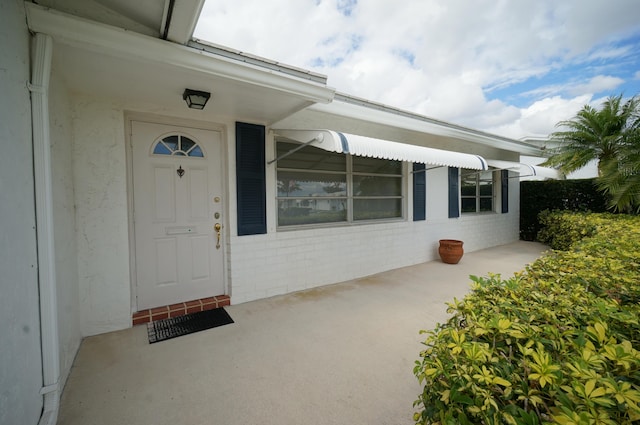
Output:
410,165,445,174
267,134,323,165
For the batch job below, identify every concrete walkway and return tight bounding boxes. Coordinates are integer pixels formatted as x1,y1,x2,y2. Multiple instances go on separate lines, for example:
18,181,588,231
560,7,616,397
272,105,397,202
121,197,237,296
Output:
58,241,547,425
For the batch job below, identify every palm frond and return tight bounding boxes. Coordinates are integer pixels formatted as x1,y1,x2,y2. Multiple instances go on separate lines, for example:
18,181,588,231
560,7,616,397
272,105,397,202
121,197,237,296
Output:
547,94,640,212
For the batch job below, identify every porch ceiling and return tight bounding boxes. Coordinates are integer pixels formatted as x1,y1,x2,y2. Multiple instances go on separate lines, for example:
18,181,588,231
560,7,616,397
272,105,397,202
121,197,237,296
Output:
51,44,320,124
28,3,334,125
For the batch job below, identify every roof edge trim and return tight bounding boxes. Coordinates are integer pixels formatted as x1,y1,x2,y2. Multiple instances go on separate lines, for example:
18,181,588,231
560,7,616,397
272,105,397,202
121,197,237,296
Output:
189,39,328,85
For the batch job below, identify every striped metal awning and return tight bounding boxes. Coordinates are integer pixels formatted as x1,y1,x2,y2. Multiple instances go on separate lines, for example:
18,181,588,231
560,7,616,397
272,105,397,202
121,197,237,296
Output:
486,159,563,180
273,129,488,170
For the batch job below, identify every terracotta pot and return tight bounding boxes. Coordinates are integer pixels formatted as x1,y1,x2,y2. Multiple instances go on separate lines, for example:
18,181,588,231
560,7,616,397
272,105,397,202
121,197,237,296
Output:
438,239,464,264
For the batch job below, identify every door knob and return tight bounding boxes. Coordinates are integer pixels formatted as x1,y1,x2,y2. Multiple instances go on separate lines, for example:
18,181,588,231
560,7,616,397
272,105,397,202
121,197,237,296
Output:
214,223,222,249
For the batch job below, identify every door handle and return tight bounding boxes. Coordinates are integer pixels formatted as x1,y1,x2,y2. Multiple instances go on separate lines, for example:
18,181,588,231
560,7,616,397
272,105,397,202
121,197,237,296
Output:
214,223,222,249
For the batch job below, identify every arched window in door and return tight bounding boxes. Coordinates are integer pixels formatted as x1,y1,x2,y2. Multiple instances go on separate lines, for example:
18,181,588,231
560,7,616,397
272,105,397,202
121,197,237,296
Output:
152,134,204,157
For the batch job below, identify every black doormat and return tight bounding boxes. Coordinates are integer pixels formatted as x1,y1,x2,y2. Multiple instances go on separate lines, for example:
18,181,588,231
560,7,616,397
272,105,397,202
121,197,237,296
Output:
147,308,234,344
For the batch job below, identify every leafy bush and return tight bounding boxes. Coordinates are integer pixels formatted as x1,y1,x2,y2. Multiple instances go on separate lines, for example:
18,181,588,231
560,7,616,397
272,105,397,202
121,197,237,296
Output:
413,213,640,424
536,211,603,250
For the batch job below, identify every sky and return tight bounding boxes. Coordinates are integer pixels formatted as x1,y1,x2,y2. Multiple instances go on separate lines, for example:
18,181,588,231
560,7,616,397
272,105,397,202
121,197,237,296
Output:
194,0,640,141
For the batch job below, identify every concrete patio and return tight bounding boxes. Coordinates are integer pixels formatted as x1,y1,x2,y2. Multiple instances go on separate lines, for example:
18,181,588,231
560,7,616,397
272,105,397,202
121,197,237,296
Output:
57,241,547,425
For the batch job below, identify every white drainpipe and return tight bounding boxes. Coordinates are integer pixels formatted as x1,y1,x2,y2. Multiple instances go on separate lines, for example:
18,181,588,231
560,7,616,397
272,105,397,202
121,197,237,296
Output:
30,32,61,425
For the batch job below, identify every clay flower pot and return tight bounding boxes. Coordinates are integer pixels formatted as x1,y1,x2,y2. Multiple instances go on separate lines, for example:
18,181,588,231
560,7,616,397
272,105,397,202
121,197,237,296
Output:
438,239,464,264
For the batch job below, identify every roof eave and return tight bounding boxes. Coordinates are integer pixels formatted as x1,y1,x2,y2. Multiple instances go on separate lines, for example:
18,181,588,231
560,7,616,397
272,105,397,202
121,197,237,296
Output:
310,93,543,156
25,2,335,105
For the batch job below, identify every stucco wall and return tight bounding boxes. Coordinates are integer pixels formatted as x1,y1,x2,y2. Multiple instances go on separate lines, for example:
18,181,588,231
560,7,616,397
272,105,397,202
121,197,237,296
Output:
73,97,132,336
49,69,82,385
0,2,44,424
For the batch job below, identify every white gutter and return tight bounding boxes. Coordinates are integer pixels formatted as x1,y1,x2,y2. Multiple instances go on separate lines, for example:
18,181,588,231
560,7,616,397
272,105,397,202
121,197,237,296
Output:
30,32,61,425
24,2,334,104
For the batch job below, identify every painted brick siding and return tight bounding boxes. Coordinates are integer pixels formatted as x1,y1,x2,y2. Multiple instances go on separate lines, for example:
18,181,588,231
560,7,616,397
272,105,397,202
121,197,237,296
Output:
228,210,518,304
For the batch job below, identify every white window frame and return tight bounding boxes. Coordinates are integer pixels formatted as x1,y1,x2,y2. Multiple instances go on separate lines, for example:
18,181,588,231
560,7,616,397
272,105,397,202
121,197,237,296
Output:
461,168,497,214
275,139,406,229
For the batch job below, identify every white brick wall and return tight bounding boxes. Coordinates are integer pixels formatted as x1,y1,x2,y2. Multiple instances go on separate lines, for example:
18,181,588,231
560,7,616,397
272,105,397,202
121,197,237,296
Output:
228,164,521,304
228,210,519,304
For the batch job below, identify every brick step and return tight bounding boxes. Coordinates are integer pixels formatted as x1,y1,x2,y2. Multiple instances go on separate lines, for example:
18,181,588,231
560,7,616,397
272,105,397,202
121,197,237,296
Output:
132,295,231,326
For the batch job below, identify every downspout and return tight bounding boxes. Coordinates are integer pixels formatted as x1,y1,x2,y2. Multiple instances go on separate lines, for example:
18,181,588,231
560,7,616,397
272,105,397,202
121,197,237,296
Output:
29,32,61,425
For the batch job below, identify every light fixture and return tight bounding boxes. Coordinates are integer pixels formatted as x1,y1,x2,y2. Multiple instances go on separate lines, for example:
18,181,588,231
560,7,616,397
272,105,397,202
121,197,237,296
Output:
182,88,211,110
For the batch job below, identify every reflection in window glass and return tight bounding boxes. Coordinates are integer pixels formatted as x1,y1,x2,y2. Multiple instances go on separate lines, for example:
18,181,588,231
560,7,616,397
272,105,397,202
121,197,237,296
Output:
461,197,476,213
163,135,179,151
181,138,196,153
278,199,347,226
189,146,204,157
277,142,346,171
277,171,346,197
153,142,172,155
276,139,404,227
152,135,205,157
461,169,494,213
480,197,493,212
353,175,401,196
353,199,402,220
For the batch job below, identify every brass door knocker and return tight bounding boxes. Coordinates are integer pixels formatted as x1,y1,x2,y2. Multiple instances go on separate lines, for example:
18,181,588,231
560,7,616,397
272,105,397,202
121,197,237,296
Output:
177,165,185,178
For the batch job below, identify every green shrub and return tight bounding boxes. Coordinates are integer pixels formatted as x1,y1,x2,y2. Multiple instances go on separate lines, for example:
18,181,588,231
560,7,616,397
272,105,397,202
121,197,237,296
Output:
536,211,604,250
413,213,640,425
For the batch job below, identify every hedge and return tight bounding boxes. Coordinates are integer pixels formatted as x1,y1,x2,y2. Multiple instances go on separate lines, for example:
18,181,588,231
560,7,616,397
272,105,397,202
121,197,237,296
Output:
520,179,608,241
413,212,640,424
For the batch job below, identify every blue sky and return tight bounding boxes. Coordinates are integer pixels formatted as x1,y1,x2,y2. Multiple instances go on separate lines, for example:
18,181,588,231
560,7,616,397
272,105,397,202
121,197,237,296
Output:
487,34,640,108
195,0,640,140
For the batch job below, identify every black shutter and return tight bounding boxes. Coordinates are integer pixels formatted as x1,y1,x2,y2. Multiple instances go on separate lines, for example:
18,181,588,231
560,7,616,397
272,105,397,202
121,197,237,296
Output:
448,167,459,218
501,169,509,213
236,122,266,236
413,163,426,221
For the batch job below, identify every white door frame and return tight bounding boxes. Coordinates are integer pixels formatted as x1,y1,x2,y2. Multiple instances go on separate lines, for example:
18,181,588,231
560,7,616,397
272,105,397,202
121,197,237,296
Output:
125,112,229,312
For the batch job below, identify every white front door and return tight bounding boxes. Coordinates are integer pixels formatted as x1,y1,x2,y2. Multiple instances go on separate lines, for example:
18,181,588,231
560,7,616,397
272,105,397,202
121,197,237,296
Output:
131,120,225,310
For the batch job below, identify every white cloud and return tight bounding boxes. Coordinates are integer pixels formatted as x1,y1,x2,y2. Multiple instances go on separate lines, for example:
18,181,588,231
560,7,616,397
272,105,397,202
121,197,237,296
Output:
567,75,625,96
519,75,625,100
485,95,593,139
194,0,640,139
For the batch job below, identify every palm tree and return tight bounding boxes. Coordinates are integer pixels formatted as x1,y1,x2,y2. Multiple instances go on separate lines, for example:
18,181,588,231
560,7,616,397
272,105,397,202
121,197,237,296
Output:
596,127,640,212
543,94,640,176
542,94,640,212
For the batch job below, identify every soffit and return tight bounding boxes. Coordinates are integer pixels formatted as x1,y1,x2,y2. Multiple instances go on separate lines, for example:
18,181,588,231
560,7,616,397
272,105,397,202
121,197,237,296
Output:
273,107,521,161
31,0,204,43
32,0,166,36
309,98,543,155
27,3,334,125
